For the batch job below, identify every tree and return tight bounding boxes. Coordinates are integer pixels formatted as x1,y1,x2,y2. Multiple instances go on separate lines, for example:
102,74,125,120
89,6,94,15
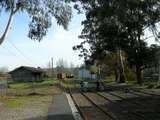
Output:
56,58,68,73
0,0,72,45
73,0,160,85
0,67,9,73
73,3,128,83
89,66,97,74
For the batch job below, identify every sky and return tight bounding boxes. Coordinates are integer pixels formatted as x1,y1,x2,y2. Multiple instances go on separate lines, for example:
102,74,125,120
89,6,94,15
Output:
0,9,85,70
0,7,159,71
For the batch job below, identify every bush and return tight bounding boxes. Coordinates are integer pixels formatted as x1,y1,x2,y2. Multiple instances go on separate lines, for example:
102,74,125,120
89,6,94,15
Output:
146,84,155,89
156,85,160,89
125,67,136,82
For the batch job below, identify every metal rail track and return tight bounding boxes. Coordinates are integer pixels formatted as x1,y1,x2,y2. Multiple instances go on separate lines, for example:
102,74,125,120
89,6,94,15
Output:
63,82,160,120
132,89,160,97
101,84,152,119
68,88,86,120
103,83,160,97
62,81,116,120
69,87,117,120
96,92,145,120
71,87,117,119
81,92,118,120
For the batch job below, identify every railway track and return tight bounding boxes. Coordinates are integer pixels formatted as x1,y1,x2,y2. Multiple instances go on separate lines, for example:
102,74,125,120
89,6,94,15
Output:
63,82,160,120
84,92,145,120
69,88,115,120
69,88,145,120
102,84,160,120
81,92,118,120
97,92,145,120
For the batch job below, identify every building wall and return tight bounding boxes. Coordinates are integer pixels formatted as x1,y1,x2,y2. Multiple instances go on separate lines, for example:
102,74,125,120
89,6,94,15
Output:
79,69,96,80
11,68,35,82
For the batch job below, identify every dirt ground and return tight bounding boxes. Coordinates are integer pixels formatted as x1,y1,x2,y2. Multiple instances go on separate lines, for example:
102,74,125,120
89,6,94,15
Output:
0,81,63,120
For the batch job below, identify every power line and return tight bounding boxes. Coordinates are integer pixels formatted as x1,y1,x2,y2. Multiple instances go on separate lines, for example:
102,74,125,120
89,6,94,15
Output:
8,41,34,64
1,45,30,65
6,41,39,66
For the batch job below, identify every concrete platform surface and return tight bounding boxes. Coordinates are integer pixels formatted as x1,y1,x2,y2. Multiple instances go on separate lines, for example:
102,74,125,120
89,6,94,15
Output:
48,94,75,120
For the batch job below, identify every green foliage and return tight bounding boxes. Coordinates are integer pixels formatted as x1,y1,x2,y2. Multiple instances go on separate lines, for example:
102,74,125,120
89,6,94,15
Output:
73,0,160,84
0,0,72,43
9,79,59,89
156,85,160,89
89,66,98,74
125,67,136,81
3,96,51,108
146,84,155,89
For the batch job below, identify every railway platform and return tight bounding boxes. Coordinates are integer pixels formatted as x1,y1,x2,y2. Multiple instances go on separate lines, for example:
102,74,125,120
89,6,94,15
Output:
48,93,75,120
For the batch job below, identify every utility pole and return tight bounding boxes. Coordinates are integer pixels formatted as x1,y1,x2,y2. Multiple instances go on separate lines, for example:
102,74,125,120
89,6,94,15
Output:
51,58,54,78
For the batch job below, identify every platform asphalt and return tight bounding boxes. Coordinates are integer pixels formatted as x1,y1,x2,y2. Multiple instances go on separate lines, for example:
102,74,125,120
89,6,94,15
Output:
48,93,75,120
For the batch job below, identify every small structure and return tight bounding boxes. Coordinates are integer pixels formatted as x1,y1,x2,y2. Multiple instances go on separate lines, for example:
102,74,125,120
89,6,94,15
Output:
57,73,66,79
79,68,96,80
43,68,54,78
66,73,74,78
9,66,44,82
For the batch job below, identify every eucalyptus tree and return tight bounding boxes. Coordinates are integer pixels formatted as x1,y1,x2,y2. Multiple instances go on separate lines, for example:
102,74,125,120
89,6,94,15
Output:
73,0,160,84
73,0,129,83
0,0,72,45
117,0,160,85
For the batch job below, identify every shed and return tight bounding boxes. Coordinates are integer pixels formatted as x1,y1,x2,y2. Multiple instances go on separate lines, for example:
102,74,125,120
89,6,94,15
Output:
57,73,66,80
9,66,44,82
79,68,96,80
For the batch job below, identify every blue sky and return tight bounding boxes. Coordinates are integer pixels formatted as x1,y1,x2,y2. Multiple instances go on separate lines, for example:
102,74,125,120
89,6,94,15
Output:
0,8,159,71
0,10,85,70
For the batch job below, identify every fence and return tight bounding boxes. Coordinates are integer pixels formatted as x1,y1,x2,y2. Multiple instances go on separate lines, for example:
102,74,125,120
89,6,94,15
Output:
0,80,7,97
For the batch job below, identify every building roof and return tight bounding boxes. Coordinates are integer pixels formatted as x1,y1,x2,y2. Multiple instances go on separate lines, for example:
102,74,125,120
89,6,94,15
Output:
9,66,44,73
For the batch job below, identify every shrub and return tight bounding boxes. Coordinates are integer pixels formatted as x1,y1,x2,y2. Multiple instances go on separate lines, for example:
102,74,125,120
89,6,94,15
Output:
147,84,155,89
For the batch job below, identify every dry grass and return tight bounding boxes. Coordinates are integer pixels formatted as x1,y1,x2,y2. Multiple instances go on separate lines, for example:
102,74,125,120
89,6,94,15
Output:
0,80,62,120
6,79,62,96
0,95,53,120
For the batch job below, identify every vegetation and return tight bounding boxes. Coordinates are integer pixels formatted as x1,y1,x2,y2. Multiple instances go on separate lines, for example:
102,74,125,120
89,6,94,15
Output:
0,0,72,45
9,79,59,89
7,79,62,96
3,95,52,108
73,0,160,85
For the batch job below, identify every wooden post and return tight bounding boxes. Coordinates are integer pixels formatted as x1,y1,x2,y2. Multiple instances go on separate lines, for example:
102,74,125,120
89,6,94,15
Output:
51,58,54,78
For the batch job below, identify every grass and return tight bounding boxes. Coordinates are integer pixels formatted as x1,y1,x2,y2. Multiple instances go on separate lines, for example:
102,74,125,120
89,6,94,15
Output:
9,79,59,89
0,79,59,119
7,79,62,96
2,95,52,108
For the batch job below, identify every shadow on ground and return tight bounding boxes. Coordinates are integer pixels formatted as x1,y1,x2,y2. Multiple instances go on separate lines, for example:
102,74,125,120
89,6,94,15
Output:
23,114,74,120
65,83,160,120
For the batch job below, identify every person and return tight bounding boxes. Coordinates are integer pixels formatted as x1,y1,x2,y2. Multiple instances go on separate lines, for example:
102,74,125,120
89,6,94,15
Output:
96,81,100,91
83,82,88,92
80,81,84,92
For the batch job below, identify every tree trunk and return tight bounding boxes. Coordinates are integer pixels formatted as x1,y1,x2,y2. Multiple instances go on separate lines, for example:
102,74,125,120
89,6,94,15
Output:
136,65,143,85
118,49,126,83
0,9,15,45
114,69,119,82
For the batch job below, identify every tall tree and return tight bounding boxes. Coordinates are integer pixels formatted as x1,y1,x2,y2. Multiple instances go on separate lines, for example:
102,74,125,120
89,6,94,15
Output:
73,0,160,85
0,0,72,45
